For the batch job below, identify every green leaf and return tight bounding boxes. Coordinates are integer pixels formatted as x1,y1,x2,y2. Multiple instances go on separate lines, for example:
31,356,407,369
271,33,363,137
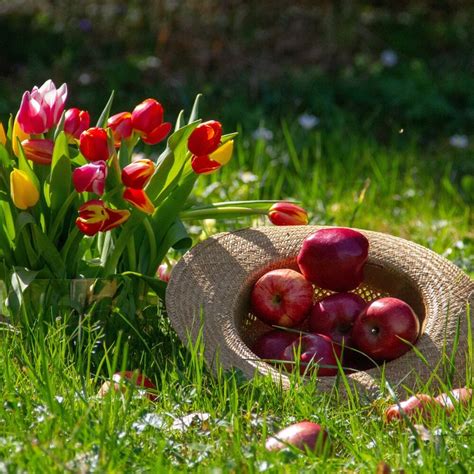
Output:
221,132,239,143
174,110,185,131
120,271,167,300
50,132,71,216
30,223,66,278
9,266,40,315
0,143,12,168
145,120,200,204
163,218,192,251
53,110,66,141
96,90,115,128
188,94,202,124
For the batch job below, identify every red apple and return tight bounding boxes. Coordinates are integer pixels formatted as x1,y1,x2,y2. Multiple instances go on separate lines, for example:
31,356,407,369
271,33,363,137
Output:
265,421,328,452
250,268,313,327
435,388,472,414
297,228,369,292
252,330,300,361
282,333,342,376
308,292,366,346
385,394,440,423
352,297,420,361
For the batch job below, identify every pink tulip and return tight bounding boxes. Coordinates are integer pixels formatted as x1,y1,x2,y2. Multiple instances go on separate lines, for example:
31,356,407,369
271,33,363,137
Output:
17,80,68,134
64,108,90,139
73,161,108,195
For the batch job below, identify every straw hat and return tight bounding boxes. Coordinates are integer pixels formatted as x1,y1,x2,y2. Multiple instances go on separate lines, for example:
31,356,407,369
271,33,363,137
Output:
166,226,474,398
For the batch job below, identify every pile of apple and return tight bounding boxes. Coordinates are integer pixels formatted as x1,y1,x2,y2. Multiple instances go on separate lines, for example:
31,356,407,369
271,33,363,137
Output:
250,228,420,375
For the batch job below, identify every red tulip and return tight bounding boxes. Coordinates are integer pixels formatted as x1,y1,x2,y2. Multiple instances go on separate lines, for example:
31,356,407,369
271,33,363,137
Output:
107,111,133,146
80,127,111,162
268,202,308,225
123,188,155,214
76,199,130,236
121,159,155,189
73,161,107,195
64,107,90,139
21,138,54,165
188,120,222,156
17,79,67,134
131,98,172,145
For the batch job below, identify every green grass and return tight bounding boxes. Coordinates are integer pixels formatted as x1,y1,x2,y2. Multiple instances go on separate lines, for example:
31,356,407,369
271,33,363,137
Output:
0,125,472,472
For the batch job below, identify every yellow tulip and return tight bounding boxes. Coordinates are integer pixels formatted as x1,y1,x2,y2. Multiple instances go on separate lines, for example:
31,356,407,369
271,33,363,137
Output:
10,169,40,210
0,122,6,146
209,140,234,166
12,116,30,158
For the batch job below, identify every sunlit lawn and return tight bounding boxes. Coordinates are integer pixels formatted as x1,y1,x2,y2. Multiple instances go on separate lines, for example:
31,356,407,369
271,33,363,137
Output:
0,124,472,472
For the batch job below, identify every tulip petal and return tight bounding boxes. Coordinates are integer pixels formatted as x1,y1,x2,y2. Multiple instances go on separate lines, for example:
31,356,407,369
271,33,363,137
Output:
102,208,131,231
209,140,234,166
73,161,107,195
121,159,155,189
0,122,6,146
191,154,221,175
188,120,222,155
123,188,155,214
142,122,172,145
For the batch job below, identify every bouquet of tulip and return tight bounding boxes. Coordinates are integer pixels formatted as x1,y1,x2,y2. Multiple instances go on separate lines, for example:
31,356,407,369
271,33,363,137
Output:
0,80,308,322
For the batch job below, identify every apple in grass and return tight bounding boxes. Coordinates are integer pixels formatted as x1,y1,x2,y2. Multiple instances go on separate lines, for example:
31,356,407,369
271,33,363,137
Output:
297,228,369,292
250,268,313,327
282,333,342,376
265,421,328,452
352,297,420,361
308,292,366,347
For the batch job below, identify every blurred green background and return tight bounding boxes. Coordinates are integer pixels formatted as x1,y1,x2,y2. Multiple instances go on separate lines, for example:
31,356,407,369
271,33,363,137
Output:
1,0,473,143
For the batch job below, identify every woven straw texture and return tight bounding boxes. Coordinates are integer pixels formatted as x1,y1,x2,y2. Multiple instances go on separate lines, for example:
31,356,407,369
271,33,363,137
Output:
166,226,474,397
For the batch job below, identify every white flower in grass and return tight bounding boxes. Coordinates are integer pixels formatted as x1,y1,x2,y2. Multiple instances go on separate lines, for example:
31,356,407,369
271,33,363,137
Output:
238,171,258,184
449,135,469,149
253,127,273,141
380,49,398,67
298,113,320,130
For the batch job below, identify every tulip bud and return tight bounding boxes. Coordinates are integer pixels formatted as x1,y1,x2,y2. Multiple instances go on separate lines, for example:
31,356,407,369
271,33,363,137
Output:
21,139,54,165
79,127,111,162
107,112,133,146
188,120,222,156
131,98,172,145
64,108,90,140
157,260,174,283
268,202,309,226
10,169,40,210
17,79,67,134
73,161,107,195
121,159,155,189
123,188,155,214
